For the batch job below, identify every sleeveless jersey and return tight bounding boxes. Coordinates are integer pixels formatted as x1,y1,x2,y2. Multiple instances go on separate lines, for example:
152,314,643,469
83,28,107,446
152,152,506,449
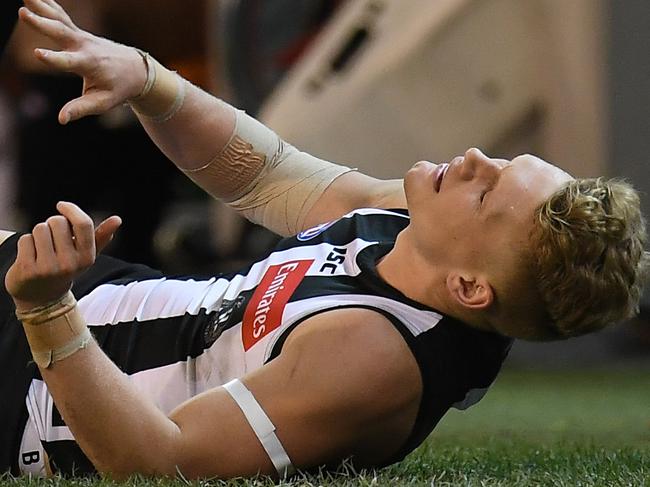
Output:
19,208,512,475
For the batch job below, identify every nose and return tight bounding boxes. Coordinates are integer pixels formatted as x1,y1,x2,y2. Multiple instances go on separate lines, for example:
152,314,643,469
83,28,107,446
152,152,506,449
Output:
465,147,487,161
460,147,502,180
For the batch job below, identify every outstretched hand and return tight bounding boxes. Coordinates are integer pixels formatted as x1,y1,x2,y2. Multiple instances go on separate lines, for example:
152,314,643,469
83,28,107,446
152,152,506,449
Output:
19,0,147,124
5,202,122,311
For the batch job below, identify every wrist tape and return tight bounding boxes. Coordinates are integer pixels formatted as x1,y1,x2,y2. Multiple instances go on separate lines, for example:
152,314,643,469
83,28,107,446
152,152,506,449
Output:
16,292,93,369
129,49,186,122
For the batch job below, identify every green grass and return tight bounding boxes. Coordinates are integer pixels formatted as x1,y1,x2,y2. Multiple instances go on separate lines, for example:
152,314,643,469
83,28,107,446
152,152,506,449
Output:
2,368,649,486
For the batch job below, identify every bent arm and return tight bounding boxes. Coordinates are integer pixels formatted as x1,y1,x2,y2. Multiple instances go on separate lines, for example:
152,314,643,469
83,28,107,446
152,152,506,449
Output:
39,342,182,477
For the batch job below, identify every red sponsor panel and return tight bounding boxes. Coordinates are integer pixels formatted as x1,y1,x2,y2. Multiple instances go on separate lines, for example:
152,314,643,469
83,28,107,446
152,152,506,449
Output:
242,260,313,350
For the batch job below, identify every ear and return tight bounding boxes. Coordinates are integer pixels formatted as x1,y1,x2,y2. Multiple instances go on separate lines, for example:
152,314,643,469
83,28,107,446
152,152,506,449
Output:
446,272,494,310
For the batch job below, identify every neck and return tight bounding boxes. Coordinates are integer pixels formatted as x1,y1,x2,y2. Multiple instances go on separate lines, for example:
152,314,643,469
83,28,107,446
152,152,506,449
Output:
375,226,450,312
376,226,495,333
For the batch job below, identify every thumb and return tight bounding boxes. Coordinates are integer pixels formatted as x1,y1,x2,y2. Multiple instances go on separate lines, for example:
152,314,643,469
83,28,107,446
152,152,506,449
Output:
95,215,122,255
59,91,114,124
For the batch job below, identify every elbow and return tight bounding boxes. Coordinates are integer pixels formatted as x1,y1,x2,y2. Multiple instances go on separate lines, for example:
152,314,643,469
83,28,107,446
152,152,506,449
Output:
93,422,184,480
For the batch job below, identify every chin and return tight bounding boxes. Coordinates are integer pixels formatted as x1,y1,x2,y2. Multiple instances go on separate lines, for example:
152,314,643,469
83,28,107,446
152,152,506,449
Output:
402,169,419,209
403,165,434,209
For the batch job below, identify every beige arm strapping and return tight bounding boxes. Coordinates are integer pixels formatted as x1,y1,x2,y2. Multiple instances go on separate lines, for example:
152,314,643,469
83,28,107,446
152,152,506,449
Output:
16,291,93,369
128,50,354,236
182,110,355,236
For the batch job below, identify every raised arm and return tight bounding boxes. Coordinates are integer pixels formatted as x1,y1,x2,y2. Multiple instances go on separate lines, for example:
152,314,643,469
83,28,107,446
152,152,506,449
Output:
19,0,405,236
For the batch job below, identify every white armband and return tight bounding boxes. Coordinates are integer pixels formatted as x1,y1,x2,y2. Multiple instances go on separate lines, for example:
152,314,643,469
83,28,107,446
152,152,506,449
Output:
223,379,295,478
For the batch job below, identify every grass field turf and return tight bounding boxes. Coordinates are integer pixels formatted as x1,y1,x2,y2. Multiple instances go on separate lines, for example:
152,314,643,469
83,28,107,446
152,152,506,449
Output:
2,367,648,486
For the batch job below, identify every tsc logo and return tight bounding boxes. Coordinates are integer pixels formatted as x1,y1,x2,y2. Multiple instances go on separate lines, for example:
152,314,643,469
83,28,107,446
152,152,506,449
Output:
319,247,347,274
242,260,313,350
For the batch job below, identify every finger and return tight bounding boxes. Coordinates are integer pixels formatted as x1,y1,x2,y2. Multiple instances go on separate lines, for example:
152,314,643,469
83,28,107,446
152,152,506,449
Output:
23,0,59,22
31,222,57,268
40,0,70,16
19,7,76,45
55,202,95,261
24,0,76,29
59,91,116,124
95,216,122,255
47,215,78,275
6,234,37,299
34,48,84,73
16,234,37,266
46,214,75,258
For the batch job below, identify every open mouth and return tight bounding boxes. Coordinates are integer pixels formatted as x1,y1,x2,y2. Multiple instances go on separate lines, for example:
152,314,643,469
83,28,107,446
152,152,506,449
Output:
434,163,449,193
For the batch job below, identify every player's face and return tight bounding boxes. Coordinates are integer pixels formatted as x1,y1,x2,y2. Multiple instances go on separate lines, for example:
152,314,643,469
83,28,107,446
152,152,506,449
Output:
403,148,573,300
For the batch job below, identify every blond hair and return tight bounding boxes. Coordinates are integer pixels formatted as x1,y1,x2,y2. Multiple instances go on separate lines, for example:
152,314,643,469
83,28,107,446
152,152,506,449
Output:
530,177,650,337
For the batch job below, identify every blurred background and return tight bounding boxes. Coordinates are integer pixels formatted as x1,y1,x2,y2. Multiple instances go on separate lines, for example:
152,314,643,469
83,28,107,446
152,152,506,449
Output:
0,0,648,367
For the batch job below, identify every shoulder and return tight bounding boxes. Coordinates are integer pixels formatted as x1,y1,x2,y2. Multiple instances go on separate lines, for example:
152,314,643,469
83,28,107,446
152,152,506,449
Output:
281,307,422,423
285,308,416,367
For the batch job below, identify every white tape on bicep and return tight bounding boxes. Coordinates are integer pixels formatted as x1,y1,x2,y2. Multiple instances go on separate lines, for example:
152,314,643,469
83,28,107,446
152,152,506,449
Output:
223,379,295,477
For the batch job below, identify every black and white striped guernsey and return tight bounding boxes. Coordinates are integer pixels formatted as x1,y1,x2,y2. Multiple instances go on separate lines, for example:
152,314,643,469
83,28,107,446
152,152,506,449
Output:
20,208,512,474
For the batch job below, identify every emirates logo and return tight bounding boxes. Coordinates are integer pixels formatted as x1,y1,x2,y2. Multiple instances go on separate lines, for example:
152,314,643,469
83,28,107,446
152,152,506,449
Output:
242,260,313,350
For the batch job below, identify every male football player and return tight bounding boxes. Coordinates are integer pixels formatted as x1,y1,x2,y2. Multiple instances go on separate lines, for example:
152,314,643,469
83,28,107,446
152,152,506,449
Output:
1,0,647,479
